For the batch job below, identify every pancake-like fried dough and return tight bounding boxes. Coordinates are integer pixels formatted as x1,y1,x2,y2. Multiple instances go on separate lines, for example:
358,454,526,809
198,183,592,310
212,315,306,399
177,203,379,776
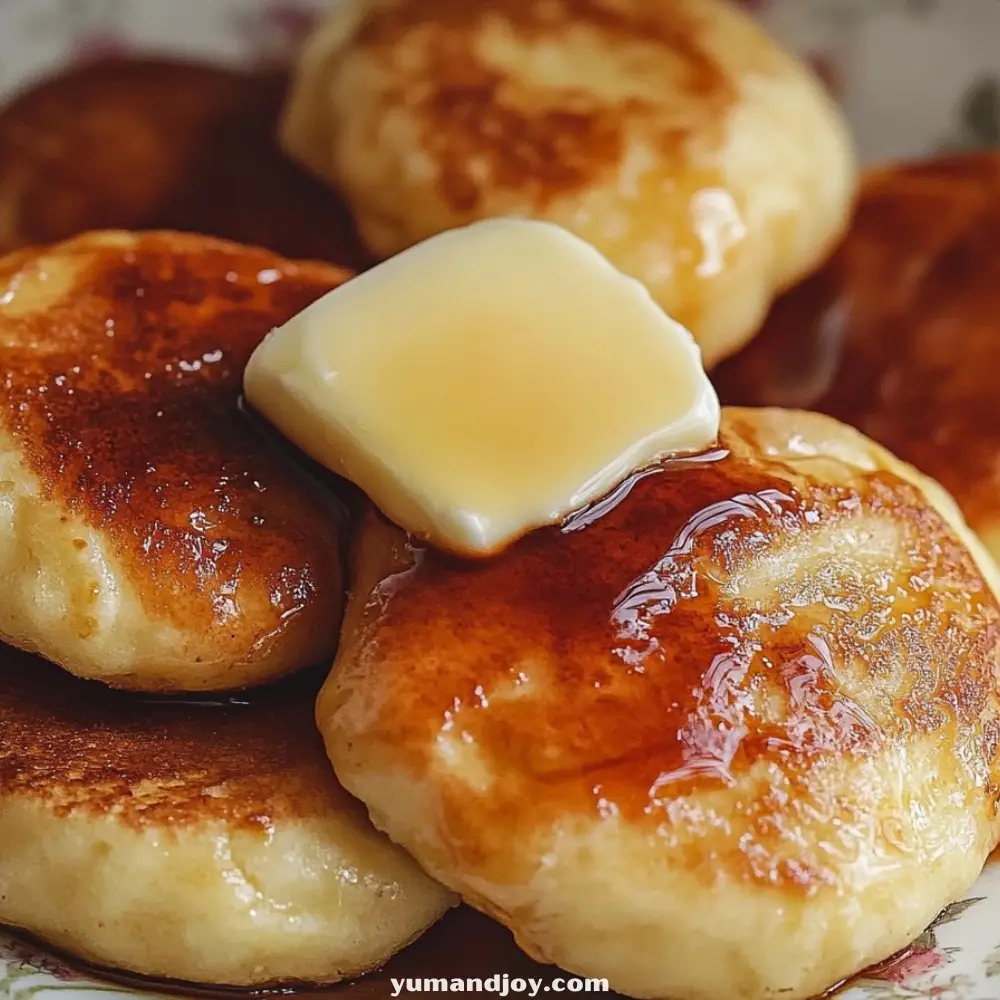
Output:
0,230,350,692
0,57,367,267
0,645,454,986
715,153,1000,565
319,408,1000,1000
281,0,855,367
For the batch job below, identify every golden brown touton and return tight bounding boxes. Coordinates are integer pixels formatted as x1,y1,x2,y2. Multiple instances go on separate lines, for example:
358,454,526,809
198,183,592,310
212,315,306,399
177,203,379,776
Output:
0,230,351,691
281,0,856,367
320,407,1000,1000
0,644,454,986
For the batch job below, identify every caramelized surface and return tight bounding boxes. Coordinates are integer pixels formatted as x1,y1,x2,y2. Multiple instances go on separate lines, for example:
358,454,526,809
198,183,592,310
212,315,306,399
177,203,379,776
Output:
282,0,855,367
349,0,736,212
329,409,1000,887
714,153,1000,544
0,57,368,268
0,646,342,830
0,640,454,986
0,641,607,991
319,408,1000,999
0,230,351,690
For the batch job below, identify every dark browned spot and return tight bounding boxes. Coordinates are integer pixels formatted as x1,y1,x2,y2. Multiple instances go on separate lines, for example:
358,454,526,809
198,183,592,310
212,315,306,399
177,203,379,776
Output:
336,411,1000,891
0,643,351,831
0,231,349,657
0,57,369,268
354,0,736,210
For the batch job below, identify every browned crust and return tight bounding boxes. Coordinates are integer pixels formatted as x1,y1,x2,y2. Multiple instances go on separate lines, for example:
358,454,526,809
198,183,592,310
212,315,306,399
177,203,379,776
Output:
332,410,1000,892
0,57,368,268
348,0,738,212
0,230,351,680
0,643,354,831
714,152,1000,537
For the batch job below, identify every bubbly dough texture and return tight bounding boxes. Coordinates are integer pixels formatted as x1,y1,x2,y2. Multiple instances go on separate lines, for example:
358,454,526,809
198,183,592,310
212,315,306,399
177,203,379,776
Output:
0,645,454,986
0,230,349,692
319,408,1000,1000
281,0,856,367
715,153,1000,566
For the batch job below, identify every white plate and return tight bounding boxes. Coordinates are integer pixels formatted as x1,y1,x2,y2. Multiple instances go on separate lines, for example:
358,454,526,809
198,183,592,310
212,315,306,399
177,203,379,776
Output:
1,1,1000,997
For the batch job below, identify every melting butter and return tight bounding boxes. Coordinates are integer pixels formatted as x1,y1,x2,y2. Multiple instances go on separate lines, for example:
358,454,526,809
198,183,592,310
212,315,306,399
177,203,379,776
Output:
244,219,720,556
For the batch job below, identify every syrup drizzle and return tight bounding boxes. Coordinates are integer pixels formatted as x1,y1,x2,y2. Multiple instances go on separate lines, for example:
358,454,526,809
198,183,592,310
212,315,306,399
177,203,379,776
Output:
561,447,729,533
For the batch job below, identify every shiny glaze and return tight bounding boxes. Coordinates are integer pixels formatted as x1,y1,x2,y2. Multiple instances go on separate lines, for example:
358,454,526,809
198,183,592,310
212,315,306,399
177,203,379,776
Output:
0,57,369,269
0,643,349,831
330,410,1000,891
0,230,349,666
714,152,1000,539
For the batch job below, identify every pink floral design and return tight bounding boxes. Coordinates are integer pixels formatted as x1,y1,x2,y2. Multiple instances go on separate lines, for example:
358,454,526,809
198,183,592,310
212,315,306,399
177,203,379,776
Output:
918,975,978,1000
869,947,950,985
3,939,82,983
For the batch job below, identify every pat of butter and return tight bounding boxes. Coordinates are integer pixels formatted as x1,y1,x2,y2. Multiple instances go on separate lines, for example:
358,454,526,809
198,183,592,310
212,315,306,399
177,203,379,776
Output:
244,219,720,556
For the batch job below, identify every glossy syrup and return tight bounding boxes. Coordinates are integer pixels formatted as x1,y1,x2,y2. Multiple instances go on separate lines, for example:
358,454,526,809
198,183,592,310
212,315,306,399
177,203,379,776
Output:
560,448,730,533
323,414,999,998
3,441,994,999
357,421,933,849
1,55,989,1000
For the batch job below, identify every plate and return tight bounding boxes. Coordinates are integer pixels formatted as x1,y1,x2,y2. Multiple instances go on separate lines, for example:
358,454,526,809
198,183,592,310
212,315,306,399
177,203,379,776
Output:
1,1,1000,998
